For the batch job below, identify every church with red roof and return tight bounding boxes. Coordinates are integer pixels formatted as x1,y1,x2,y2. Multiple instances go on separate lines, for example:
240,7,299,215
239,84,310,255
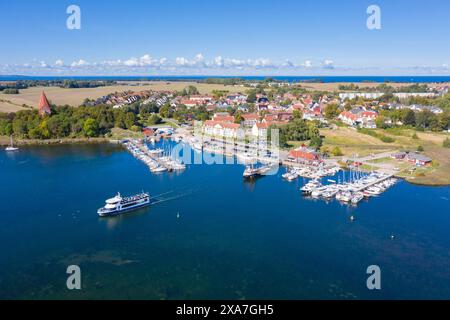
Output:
38,91,52,117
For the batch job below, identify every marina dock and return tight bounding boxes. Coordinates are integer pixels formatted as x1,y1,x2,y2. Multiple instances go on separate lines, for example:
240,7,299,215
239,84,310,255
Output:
124,140,186,173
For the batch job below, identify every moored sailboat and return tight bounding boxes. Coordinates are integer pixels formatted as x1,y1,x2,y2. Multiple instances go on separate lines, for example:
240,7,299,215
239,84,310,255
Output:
5,135,19,152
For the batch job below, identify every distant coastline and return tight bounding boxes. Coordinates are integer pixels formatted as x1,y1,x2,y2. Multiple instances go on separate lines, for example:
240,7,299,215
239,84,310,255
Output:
2,75,450,83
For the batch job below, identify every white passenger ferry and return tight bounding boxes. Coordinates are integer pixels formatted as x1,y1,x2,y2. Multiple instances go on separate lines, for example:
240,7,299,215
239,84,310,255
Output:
97,192,150,217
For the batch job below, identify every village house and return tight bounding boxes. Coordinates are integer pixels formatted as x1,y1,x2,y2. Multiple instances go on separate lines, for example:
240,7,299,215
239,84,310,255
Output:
338,108,379,128
391,151,432,167
288,146,322,163
189,95,214,105
256,97,270,111
291,102,306,111
407,153,432,166
226,93,247,105
180,99,200,108
303,109,326,123
252,120,286,139
262,112,293,124
203,120,244,139
241,113,260,128
142,127,155,137
251,122,270,139
212,113,234,123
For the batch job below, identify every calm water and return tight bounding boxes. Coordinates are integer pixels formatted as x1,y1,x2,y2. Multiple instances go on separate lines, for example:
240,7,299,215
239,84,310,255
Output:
0,143,449,300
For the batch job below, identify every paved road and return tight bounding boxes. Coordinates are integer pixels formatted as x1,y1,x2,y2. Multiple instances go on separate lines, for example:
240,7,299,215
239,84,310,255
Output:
342,150,397,163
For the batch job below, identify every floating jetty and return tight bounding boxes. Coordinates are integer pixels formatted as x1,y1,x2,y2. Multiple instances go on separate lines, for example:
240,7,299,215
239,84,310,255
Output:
124,140,186,173
283,165,340,181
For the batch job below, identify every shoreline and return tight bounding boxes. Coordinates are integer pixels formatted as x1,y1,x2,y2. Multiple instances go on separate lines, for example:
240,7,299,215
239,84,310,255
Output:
2,136,449,187
0,137,112,146
403,177,450,187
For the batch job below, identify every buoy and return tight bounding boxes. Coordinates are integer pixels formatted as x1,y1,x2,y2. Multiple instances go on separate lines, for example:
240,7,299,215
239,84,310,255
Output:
177,212,180,219
390,235,395,240
350,216,355,222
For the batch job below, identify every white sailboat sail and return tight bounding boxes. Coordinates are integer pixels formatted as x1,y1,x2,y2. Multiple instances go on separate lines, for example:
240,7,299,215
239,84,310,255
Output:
5,135,19,152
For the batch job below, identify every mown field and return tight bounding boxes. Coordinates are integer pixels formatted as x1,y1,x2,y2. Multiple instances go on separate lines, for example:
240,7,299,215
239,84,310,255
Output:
0,82,243,112
321,127,450,185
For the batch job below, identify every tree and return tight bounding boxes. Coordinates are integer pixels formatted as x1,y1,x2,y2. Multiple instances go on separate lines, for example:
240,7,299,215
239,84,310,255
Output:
309,136,323,149
212,90,229,100
38,120,50,139
147,114,162,125
415,110,435,130
331,146,343,156
3,88,19,94
247,91,257,103
293,110,303,120
159,104,172,118
124,112,136,129
185,85,199,96
0,118,13,136
375,116,389,129
234,111,244,124
12,118,27,137
402,110,416,126
83,118,99,137
324,103,340,119
443,138,450,148
417,145,424,152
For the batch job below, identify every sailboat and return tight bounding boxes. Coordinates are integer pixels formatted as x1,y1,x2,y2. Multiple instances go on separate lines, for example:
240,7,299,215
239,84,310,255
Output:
5,135,19,152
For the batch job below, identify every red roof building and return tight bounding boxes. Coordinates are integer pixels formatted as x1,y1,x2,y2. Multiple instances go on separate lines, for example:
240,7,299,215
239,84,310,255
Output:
288,146,321,162
212,114,235,123
38,91,52,117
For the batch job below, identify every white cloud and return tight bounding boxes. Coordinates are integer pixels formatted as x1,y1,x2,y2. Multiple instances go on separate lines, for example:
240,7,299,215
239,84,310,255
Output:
8,54,450,76
123,57,139,67
214,56,224,67
71,59,88,67
322,59,334,69
302,60,313,68
175,57,189,66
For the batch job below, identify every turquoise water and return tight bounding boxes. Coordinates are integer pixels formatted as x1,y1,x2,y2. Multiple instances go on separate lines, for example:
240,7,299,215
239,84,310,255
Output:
0,143,449,300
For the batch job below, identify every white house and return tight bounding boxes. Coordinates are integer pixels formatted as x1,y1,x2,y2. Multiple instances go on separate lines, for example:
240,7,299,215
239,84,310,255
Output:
203,121,244,139
251,123,270,139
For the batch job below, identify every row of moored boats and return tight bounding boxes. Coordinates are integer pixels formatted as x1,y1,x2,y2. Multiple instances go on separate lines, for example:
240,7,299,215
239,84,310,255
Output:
282,166,341,182
124,141,186,173
300,173,397,205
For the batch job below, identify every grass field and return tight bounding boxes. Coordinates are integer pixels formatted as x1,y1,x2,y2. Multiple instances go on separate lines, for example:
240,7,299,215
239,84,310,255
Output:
321,126,450,185
321,127,397,157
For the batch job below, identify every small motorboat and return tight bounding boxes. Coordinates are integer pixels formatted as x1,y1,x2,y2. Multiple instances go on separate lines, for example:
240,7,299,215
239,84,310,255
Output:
351,192,364,204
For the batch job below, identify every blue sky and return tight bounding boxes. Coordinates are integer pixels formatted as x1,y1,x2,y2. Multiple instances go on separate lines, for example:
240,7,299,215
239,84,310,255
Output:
1,0,449,76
